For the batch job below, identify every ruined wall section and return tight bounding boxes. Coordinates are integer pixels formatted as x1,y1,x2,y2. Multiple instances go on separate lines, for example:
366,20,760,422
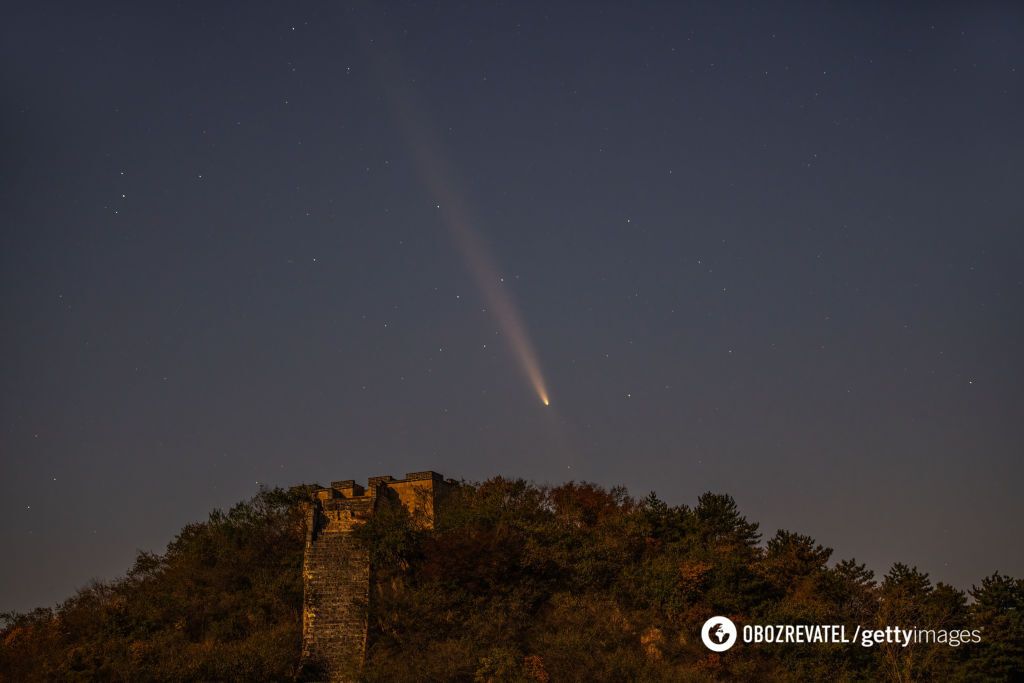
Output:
300,495,373,681
300,471,453,682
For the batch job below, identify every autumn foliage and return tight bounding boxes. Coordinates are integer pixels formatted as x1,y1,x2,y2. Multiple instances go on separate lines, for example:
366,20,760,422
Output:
2,478,1022,681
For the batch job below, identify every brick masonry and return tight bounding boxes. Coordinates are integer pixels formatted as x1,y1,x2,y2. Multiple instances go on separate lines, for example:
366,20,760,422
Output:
299,472,453,682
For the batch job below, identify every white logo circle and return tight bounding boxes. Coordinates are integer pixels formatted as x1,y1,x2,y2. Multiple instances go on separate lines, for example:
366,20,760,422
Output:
701,616,738,652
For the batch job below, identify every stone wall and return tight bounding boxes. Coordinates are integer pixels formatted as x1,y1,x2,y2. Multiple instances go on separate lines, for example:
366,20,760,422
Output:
299,471,452,682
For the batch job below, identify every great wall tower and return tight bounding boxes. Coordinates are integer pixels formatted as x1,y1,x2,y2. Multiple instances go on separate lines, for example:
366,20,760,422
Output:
299,472,453,682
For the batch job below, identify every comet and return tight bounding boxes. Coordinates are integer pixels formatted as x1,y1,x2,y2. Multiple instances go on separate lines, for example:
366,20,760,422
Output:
366,36,552,407
412,142,552,408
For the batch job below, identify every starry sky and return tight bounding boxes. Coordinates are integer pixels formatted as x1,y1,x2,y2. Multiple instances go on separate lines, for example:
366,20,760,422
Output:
2,1,1022,613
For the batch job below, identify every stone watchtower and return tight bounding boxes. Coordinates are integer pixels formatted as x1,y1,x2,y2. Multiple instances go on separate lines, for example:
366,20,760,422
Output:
299,471,453,682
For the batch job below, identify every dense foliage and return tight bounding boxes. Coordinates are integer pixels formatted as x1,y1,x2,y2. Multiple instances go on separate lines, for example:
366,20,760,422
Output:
2,478,1022,681
0,488,307,682
358,480,1023,682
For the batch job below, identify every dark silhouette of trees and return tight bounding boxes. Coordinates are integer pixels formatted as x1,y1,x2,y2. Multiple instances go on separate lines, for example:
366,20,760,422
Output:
2,478,1021,681
1,487,306,682
961,573,1024,680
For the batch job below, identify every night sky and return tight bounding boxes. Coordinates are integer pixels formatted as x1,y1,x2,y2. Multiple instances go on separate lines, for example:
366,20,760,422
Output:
2,1,1022,613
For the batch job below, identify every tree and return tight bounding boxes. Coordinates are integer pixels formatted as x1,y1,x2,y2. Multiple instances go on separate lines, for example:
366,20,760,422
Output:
876,564,967,682
959,573,1024,680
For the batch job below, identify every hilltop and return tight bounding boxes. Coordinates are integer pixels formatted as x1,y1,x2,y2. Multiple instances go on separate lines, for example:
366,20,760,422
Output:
2,478,1022,681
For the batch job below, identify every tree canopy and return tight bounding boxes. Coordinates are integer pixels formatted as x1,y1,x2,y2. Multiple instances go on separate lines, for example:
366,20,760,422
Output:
2,478,1021,681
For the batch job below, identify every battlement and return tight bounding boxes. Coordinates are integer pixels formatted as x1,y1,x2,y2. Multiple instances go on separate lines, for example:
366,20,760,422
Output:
317,472,449,496
300,471,453,682
328,480,364,497
309,472,451,528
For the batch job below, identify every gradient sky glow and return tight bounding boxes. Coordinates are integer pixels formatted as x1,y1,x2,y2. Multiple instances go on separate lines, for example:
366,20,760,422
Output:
2,1,1023,613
